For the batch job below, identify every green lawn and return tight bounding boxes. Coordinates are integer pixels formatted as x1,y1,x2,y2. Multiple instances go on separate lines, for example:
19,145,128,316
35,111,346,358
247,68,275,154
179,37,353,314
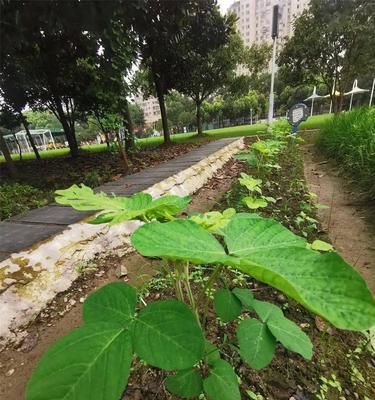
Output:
0,114,330,163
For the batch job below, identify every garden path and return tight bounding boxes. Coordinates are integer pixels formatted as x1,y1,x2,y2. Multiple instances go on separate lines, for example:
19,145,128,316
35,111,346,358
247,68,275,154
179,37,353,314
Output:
303,145,375,292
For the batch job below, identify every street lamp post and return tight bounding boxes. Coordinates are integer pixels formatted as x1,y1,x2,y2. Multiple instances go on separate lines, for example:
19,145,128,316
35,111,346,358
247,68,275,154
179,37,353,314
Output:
268,5,279,125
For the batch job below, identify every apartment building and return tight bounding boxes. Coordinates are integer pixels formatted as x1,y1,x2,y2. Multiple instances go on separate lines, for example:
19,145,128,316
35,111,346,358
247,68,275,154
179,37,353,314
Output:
134,94,161,125
228,0,309,48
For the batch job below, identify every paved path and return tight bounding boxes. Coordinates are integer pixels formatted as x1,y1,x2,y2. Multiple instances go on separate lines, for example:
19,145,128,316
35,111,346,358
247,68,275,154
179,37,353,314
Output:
0,138,237,261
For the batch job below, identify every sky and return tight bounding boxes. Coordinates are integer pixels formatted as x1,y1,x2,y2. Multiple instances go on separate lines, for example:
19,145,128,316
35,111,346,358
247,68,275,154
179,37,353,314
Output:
217,0,234,14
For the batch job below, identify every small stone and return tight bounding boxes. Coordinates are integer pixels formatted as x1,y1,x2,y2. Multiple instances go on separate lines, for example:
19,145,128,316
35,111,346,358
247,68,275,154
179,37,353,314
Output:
63,297,68,303
20,331,39,353
300,323,310,329
79,297,85,303
117,265,128,278
69,299,77,306
5,368,15,377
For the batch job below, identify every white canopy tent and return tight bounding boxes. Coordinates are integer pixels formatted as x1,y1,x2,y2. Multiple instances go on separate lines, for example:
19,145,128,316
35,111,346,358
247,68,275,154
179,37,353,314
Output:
304,86,324,116
3,129,56,154
344,79,369,111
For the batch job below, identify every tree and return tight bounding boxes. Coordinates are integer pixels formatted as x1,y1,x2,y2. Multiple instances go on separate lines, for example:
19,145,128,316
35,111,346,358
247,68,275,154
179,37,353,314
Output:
278,0,375,113
176,23,240,135
166,92,195,133
0,0,124,157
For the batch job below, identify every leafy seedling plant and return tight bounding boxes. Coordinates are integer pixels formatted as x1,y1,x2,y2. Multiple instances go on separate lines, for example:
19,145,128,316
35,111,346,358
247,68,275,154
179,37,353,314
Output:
238,172,275,210
26,184,375,400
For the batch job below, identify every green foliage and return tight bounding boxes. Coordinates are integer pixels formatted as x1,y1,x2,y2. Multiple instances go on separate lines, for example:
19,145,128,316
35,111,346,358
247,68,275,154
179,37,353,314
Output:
237,318,276,369
238,173,262,193
189,208,236,233
317,107,375,197
213,288,242,322
132,300,204,370
0,183,51,220
55,184,191,224
27,283,204,399
133,215,375,331
203,359,241,400
165,368,203,398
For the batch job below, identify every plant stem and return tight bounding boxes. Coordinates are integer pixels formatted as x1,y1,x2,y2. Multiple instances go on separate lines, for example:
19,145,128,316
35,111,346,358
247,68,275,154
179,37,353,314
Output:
183,262,201,326
198,264,223,327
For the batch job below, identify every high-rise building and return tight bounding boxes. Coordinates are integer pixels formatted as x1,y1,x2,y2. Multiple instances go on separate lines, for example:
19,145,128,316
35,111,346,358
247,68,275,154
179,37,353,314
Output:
228,0,309,49
134,94,161,125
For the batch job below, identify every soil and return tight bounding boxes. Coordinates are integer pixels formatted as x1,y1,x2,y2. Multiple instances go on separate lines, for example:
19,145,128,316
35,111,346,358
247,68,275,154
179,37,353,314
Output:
302,145,375,293
1,138,374,400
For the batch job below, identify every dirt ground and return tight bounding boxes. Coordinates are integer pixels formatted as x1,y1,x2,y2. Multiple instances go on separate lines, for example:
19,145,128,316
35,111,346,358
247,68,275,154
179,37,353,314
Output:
302,145,375,293
0,159,242,400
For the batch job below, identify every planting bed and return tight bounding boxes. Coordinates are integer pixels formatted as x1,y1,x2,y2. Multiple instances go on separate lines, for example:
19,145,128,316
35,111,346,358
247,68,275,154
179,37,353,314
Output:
1,137,374,400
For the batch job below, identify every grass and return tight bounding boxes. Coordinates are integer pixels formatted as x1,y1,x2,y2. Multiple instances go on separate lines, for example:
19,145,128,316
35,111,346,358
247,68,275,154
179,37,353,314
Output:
316,107,375,197
0,114,330,163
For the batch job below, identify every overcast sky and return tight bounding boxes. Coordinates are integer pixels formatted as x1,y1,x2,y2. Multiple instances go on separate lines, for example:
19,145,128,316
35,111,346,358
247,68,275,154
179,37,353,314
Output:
217,0,233,14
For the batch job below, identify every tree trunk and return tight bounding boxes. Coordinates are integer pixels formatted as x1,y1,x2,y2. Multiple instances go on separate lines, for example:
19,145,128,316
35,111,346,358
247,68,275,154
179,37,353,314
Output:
123,101,135,154
0,134,17,178
115,130,129,172
55,101,79,157
20,114,41,161
13,133,22,161
196,102,204,136
154,76,171,144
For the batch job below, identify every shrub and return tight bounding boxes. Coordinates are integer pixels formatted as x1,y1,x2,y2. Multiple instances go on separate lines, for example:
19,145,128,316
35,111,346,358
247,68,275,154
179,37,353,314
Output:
0,183,51,220
316,107,375,197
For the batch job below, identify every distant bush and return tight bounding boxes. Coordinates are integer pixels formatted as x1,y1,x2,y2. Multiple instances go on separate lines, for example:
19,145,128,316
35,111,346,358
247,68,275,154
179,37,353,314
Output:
316,107,375,197
0,183,51,220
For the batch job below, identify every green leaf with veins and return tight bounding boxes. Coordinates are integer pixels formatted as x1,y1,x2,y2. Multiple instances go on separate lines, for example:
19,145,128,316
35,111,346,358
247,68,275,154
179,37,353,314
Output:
55,184,190,224
131,215,375,330
203,359,241,400
26,323,133,400
252,300,284,322
237,318,276,369
131,219,228,264
214,288,242,322
132,300,204,370
165,368,203,398
232,288,254,310
83,282,136,326
266,316,313,359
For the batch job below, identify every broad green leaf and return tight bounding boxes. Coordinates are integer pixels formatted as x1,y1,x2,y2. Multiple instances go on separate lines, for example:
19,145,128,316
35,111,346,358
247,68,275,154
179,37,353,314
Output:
55,184,125,211
205,341,221,365
148,195,191,216
224,215,375,330
252,300,284,322
131,220,227,264
232,288,254,310
267,316,313,359
203,359,241,400
26,323,132,400
224,213,306,255
165,368,203,398
124,192,152,210
236,318,276,369
132,300,204,370
214,288,242,322
131,216,375,331
309,239,334,252
83,282,136,326
243,196,268,210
